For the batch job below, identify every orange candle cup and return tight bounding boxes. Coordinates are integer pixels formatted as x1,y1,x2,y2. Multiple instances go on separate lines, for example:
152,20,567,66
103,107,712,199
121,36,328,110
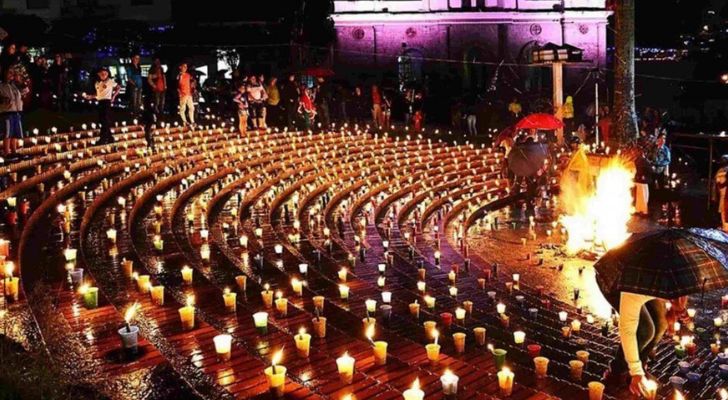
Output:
453,332,466,354
473,327,486,346
312,317,327,338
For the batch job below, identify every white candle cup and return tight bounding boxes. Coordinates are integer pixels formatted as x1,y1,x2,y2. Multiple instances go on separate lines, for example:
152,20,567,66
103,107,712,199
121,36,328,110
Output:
118,326,140,354
213,334,233,362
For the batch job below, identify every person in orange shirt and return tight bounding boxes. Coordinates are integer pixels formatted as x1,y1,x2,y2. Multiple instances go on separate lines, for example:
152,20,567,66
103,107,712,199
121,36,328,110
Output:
177,62,195,127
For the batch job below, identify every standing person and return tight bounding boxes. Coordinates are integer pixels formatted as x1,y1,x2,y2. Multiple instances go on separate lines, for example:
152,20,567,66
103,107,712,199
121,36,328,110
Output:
48,54,70,111
598,106,612,144
298,85,316,131
381,91,392,129
715,155,728,232
83,67,120,145
0,43,18,77
281,74,299,130
177,62,195,127
265,76,280,128
371,84,383,129
233,82,249,135
247,76,268,129
0,66,28,159
29,55,48,109
147,57,167,114
648,133,671,190
315,77,332,130
412,90,424,131
351,86,366,126
127,53,143,114
561,95,575,135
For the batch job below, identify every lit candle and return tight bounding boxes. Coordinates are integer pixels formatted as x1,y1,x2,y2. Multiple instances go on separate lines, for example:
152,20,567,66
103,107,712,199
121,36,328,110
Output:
409,301,420,318
497,367,515,397
417,281,426,292
366,324,388,366
239,235,249,248
366,299,377,314
261,284,273,308
181,265,193,285
64,248,77,261
569,360,584,382
213,334,233,362
449,286,458,297
576,350,590,365
178,295,195,330
121,258,133,279
150,285,164,306
687,308,696,319
440,369,459,396
253,311,269,334
338,267,348,282
381,291,392,304
455,307,466,322
79,284,98,309
716,317,724,328
426,329,440,365
136,274,150,293
153,235,163,250
496,302,506,315
434,250,441,266
274,244,283,255
403,378,424,400
223,288,237,312
571,319,582,333
448,270,456,284
336,352,356,384
275,291,288,317
298,263,308,275
587,381,604,400
474,327,486,346
106,228,117,243
559,311,568,322
295,327,311,357
264,350,286,398
312,315,327,338
513,330,526,345
642,378,658,400
312,295,325,312
119,302,141,354
534,356,549,379
339,284,350,300
424,295,436,309
291,278,303,296
453,332,466,354
377,276,386,287
235,275,246,292
0,239,10,257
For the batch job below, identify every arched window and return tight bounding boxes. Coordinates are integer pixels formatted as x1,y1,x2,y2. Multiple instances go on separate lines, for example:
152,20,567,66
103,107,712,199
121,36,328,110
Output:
398,48,424,88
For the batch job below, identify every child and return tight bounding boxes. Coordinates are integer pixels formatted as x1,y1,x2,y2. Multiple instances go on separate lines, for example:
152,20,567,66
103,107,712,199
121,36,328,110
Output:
233,83,249,135
0,66,28,159
83,67,120,144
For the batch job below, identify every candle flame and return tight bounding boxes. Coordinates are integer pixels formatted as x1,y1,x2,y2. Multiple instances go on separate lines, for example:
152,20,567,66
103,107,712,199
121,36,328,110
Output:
365,323,375,340
124,302,141,324
224,287,230,295
501,367,511,374
298,327,306,336
411,378,420,390
720,388,728,400
275,291,283,300
4,261,13,277
271,349,283,366
79,284,89,295
674,390,684,400
487,344,494,352
642,378,657,391
186,295,195,307
264,283,270,291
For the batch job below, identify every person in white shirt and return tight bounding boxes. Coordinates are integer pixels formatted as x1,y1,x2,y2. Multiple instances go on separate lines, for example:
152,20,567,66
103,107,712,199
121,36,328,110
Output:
83,67,120,144
247,75,268,129
609,292,667,396
0,67,28,158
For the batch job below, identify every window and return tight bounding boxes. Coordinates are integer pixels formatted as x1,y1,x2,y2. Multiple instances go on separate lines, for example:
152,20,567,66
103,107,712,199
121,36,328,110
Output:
26,0,50,9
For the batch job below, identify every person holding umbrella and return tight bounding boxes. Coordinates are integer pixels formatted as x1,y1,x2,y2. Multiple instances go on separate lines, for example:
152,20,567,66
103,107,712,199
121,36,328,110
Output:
596,228,728,395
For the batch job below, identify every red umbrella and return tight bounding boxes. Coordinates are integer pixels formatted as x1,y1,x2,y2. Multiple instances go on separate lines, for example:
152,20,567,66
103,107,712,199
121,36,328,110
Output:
300,67,335,78
515,113,564,130
494,125,516,147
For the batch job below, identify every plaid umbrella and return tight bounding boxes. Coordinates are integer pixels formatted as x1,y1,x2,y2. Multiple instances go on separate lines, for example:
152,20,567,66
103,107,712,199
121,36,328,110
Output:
595,228,728,299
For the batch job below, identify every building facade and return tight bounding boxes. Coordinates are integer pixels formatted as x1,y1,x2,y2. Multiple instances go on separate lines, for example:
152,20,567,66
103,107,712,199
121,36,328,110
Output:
333,0,611,95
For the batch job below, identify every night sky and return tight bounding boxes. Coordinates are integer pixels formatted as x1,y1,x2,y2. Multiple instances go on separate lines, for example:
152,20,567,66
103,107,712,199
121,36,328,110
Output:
636,0,728,46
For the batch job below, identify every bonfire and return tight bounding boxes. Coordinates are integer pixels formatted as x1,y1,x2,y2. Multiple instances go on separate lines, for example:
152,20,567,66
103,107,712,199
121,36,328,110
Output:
559,148,635,256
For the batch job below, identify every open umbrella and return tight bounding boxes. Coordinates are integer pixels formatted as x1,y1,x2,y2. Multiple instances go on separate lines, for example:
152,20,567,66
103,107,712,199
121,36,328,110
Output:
595,228,728,299
507,142,549,177
515,113,564,131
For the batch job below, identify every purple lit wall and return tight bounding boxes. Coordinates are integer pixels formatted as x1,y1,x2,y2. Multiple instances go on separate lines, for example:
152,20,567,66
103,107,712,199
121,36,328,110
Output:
333,0,610,98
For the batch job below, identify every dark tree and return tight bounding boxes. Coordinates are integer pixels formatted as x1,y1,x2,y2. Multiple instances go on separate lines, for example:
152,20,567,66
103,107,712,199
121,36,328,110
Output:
613,0,639,142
